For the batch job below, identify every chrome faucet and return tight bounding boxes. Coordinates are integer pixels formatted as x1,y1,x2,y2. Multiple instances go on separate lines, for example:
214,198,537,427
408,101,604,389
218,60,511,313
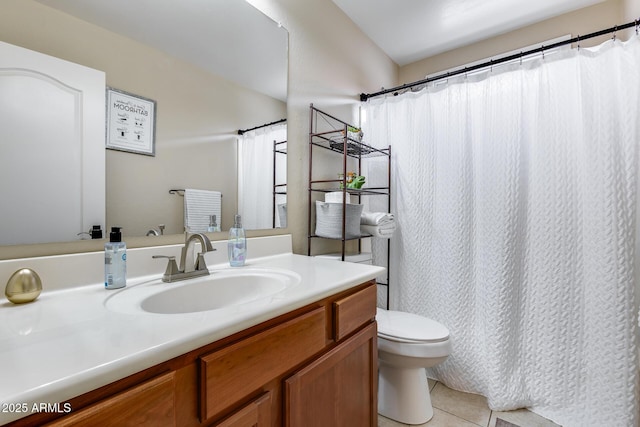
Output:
146,224,165,236
153,233,216,282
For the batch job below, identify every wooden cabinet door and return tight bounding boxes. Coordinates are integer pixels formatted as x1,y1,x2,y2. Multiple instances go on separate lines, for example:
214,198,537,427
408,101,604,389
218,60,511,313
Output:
284,322,377,427
45,372,175,427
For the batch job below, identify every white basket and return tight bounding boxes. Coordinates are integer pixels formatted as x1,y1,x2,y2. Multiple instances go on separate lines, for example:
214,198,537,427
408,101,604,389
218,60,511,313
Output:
315,201,363,239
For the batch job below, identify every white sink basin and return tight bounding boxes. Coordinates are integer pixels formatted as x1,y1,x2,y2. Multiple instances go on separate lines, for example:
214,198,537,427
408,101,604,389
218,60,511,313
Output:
105,267,301,315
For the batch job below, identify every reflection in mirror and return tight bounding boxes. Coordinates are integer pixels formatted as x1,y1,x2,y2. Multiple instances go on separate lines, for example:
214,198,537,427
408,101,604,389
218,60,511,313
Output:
0,40,105,245
238,120,287,230
0,0,287,250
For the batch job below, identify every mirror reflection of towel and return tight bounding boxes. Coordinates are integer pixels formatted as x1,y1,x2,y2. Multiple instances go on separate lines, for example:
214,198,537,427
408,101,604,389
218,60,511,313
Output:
184,189,221,233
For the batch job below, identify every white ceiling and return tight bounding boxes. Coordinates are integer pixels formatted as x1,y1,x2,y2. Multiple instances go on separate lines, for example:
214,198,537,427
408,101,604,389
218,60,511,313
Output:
331,0,606,66
32,0,607,98
34,0,288,101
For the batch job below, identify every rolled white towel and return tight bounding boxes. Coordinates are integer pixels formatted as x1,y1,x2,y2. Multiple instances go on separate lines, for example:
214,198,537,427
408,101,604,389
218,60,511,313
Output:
361,211,394,226
361,223,395,239
325,191,352,204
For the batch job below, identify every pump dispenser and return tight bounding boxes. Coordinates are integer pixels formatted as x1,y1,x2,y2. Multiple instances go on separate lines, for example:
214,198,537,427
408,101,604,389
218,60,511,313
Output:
228,214,246,267
90,225,103,239
105,227,126,289
207,215,220,232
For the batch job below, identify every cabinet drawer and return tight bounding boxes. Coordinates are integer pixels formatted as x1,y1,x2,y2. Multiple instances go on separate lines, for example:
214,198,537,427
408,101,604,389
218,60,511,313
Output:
200,307,327,421
45,372,175,427
333,281,376,341
213,391,271,427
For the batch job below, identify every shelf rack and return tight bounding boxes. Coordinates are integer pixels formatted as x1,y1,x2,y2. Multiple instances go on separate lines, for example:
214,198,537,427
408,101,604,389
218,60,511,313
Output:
307,104,391,308
273,139,287,228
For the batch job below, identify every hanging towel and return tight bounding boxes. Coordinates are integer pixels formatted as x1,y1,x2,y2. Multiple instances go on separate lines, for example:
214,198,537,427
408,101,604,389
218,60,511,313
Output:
184,189,222,233
360,211,394,226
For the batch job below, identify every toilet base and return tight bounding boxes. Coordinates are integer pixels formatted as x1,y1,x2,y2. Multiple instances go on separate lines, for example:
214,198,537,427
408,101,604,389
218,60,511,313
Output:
378,364,433,425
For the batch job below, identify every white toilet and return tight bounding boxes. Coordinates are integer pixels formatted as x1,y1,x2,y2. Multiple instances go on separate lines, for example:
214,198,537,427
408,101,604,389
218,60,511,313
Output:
376,307,452,425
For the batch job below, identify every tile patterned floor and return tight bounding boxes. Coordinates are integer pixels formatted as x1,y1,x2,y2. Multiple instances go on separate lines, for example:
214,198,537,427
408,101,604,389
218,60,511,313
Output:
378,379,561,427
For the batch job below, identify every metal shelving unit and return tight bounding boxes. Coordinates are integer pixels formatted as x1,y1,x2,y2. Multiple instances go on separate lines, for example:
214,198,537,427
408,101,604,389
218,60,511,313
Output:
307,104,391,307
273,139,287,228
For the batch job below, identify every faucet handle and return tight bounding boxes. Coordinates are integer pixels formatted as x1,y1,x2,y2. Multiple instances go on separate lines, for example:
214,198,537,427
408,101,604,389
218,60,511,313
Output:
152,255,180,281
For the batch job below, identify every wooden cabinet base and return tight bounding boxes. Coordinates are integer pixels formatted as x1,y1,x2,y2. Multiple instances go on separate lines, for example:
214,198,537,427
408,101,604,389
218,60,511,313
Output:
6,281,377,427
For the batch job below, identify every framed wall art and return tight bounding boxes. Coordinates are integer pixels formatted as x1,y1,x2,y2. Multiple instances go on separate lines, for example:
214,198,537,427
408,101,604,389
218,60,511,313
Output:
106,87,156,156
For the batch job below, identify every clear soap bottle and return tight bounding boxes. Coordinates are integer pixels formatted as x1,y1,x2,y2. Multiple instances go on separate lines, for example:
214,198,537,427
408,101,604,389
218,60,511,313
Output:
207,215,219,233
228,214,246,267
105,227,126,289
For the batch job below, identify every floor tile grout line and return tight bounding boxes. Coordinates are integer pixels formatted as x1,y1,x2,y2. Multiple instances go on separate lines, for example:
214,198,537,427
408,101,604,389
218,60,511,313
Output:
385,376,557,427
434,406,486,427
430,380,491,427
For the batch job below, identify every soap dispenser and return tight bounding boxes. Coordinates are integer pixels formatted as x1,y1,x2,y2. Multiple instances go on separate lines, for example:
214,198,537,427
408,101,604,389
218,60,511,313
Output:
228,214,246,267
207,215,220,233
105,227,126,289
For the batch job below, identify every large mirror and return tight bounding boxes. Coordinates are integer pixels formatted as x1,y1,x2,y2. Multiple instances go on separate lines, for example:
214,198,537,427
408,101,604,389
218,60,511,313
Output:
0,0,287,248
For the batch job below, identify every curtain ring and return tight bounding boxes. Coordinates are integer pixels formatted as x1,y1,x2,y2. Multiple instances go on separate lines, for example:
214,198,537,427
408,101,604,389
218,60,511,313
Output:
576,35,581,51
612,25,617,41
635,19,639,35
541,45,545,59
519,52,523,65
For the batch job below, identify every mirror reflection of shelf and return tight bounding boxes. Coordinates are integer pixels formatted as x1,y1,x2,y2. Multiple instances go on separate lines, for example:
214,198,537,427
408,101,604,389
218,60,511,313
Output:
274,139,287,228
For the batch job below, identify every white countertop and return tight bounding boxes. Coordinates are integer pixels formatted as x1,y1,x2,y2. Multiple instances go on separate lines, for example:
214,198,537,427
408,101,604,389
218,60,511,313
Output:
0,236,385,424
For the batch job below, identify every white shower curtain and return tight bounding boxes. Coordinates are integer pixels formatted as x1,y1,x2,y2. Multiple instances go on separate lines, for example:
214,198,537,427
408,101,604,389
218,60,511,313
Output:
363,37,640,427
238,123,287,229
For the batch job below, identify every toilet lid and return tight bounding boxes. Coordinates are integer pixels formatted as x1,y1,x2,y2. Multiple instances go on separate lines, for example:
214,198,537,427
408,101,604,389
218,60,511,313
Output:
376,308,450,343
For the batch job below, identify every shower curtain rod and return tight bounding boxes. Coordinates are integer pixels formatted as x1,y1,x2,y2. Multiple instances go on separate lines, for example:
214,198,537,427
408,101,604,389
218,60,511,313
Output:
237,118,286,135
360,19,639,101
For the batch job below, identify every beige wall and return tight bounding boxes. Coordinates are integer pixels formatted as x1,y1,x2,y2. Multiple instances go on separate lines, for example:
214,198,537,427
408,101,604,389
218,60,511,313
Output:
400,0,633,84
0,0,397,259
5,0,627,258
0,0,285,239
248,0,399,254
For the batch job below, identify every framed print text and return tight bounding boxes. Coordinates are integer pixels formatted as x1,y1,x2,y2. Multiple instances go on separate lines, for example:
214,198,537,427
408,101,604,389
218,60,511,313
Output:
106,87,156,156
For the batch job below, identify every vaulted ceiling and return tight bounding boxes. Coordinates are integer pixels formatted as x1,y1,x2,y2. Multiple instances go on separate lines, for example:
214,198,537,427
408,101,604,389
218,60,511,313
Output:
331,0,606,65
33,0,607,99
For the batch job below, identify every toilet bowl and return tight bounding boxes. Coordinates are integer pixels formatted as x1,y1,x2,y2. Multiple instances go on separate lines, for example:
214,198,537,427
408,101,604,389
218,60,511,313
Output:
376,307,452,425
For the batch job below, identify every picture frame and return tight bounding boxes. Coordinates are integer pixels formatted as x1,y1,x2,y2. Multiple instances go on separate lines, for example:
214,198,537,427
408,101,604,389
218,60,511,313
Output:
106,87,156,156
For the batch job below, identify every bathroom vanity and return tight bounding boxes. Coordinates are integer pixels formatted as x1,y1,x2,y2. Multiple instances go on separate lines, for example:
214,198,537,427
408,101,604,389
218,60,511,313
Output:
0,236,384,426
